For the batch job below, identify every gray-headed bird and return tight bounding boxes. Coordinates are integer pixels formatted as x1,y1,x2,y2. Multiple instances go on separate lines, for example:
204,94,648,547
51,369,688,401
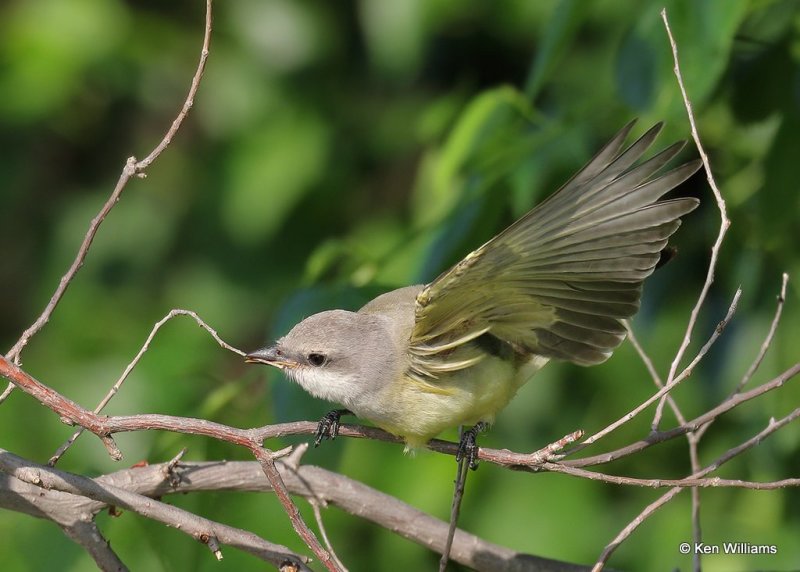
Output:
246,121,700,467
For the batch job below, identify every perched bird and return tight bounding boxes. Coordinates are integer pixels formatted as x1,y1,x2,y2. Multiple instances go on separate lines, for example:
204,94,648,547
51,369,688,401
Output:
246,121,700,467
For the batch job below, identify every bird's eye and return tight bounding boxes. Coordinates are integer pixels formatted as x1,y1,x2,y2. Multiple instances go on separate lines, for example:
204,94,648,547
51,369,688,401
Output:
307,353,327,367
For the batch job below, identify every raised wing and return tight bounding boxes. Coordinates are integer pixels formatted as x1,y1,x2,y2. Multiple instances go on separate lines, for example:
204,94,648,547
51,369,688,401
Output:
408,121,700,381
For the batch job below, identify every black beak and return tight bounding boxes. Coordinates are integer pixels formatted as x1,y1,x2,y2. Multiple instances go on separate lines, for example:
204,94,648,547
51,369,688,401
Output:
245,346,292,368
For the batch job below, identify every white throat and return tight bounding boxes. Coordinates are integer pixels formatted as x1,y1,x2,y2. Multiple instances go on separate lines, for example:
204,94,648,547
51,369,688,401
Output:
285,366,361,409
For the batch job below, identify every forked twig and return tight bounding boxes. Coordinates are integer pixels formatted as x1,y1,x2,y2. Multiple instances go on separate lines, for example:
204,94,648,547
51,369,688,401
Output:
49,309,242,466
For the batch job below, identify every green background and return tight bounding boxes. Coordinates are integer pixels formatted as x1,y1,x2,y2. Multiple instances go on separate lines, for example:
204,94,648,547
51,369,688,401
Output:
1,0,799,570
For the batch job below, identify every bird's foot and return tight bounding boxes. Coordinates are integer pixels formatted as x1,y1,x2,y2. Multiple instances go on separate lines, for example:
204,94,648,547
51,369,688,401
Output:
456,422,488,470
314,409,351,447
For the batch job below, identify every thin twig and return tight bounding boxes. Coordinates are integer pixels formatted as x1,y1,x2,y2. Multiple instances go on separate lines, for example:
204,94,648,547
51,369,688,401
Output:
4,155,137,365
732,272,788,394
658,6,731,425
695,273,790,443
562,361,800,469
624,322,688,427
135,1,212,171
592,487,681,572
310,501,349,572
440,427,469,572
49,309,242,466
542,464,800,489
0,0,214,403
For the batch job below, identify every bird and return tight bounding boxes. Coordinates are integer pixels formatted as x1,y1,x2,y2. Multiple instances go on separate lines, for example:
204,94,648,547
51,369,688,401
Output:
246,121,700,468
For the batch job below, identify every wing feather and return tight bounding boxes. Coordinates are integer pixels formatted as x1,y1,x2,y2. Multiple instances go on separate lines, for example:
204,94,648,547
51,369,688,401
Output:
408,122,700,380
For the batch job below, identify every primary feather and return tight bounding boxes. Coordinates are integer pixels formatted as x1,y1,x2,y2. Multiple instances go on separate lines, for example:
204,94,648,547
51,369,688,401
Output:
409,121,700,378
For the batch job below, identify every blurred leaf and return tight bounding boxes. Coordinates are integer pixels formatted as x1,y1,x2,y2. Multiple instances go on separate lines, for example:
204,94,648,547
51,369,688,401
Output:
360,0,425,78
223,109,331,244
0,0,126,121
524,0,583,100
411,85,535,227
730,32,796,123
615,29,657,110
760,115,800,253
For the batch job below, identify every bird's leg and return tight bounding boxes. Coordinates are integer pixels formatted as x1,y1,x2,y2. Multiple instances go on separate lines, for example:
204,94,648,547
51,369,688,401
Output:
455,421,488,470
314,409,352,447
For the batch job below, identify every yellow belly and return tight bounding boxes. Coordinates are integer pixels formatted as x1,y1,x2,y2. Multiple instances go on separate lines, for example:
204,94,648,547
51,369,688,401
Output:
366,355,549,448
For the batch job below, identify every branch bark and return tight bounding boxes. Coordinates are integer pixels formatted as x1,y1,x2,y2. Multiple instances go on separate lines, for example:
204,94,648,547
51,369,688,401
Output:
0,449,311,571
0,451,590,572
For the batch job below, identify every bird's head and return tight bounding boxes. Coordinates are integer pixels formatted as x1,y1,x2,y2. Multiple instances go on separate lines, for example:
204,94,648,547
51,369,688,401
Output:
246,310,397,407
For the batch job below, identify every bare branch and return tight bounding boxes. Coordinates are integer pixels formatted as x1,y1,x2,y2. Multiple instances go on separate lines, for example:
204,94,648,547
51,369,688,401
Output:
60,521,128,572
1,344,797,571
0,449,311,570
660,7,731,398
1,0,214,400
2,352,798,478
0,454,590,572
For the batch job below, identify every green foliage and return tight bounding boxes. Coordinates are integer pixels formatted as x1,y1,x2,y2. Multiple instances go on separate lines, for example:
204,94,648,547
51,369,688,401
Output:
1,0,799,570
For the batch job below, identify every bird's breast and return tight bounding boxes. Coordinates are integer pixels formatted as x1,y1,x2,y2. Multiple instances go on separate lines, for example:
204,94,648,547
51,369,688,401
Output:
352,353,549,448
